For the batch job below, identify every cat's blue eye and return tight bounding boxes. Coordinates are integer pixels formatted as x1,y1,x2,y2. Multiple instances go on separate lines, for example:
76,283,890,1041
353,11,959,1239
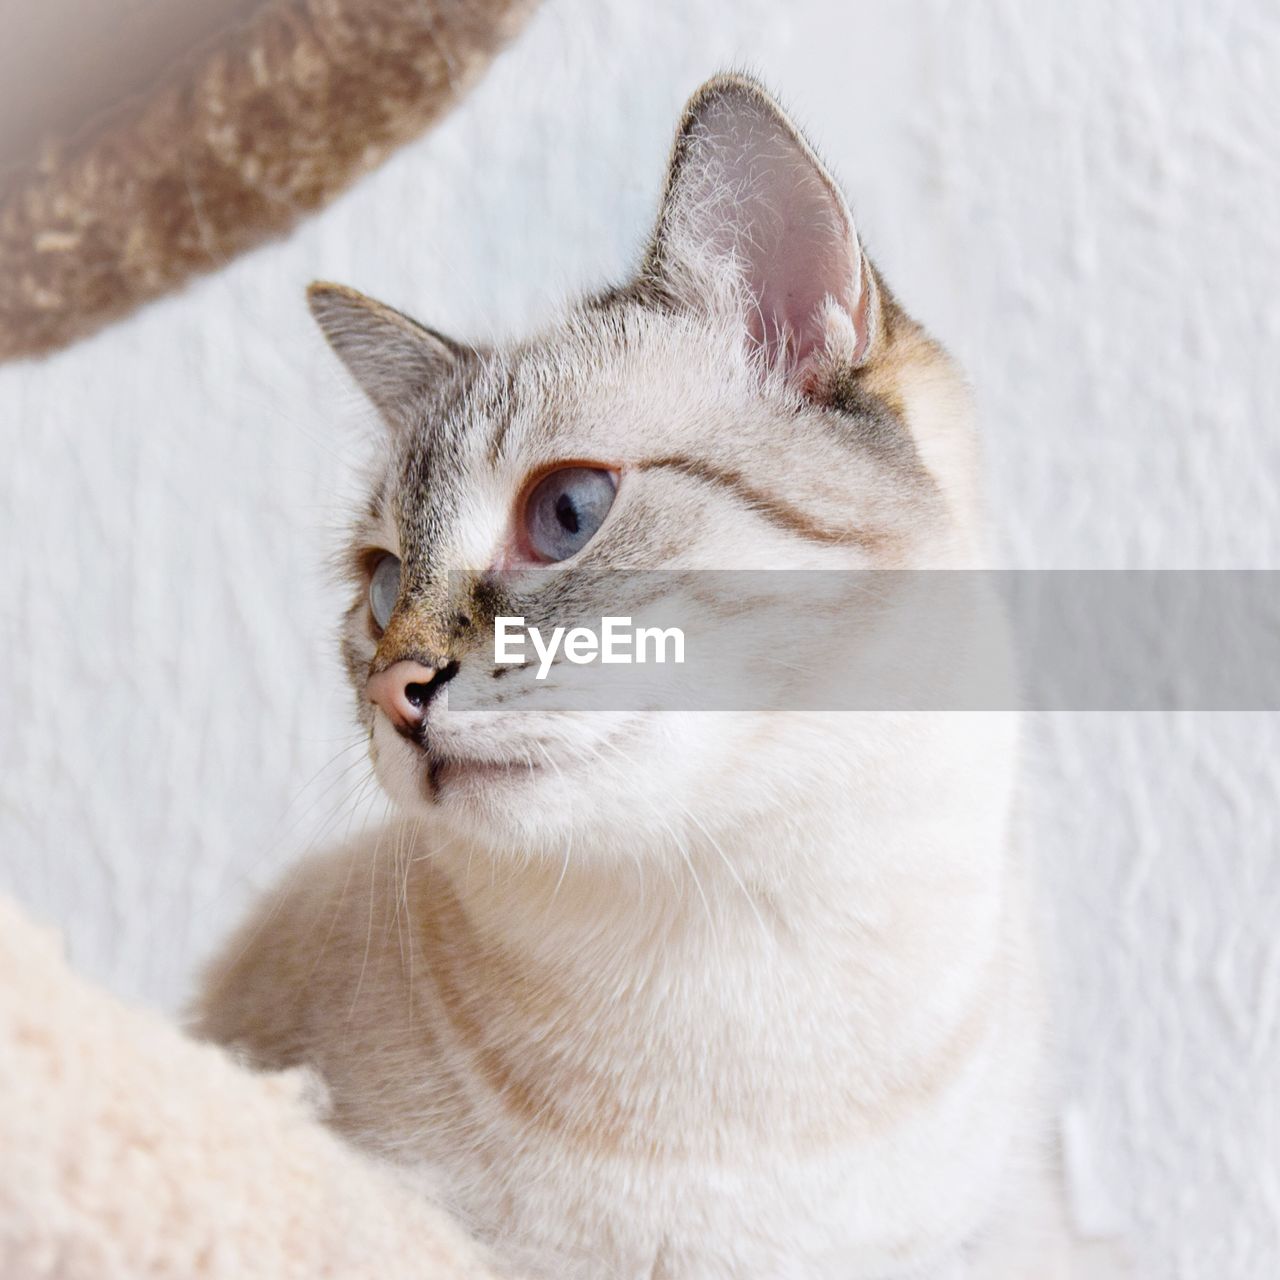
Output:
369,553,401,630
524,467,617,562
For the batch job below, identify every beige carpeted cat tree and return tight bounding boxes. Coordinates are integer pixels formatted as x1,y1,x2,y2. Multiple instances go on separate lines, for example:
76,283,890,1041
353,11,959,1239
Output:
0,0,533,1272
0,894,506,1278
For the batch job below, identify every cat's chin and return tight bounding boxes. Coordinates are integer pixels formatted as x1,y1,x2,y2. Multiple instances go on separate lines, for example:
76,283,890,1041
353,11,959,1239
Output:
368,713,560,818
374,745,546,812
423,749,546,795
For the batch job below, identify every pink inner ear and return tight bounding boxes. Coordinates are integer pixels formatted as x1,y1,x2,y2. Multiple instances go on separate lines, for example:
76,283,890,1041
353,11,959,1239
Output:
685,93,865,376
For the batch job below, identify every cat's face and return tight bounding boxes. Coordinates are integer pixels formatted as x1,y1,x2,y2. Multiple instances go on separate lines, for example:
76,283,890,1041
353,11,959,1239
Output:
312,76,980,861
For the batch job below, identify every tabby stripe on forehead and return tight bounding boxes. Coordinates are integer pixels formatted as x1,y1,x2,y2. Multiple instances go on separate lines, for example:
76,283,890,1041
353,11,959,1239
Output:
484,364,521,465
637,457,878,549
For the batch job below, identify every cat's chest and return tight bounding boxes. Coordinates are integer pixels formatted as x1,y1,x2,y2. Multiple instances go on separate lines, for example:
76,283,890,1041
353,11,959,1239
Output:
319,863,1005,1155
423,994,1018,1280
362,993,1018,1280
304,854,1026,1278
322,912,1010,1174
333,941,857,1155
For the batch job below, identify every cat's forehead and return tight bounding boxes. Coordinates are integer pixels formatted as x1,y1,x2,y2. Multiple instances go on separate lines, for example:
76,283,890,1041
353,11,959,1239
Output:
379,295,941,570
388,303,740,497
483,302,746,465
396,298,898,485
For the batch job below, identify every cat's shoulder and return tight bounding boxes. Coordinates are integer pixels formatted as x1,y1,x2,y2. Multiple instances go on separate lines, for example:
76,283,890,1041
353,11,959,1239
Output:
190,824,432,1068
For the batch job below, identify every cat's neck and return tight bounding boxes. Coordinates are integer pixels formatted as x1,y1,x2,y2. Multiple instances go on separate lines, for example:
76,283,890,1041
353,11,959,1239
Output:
398,794,1012,1135
381,719,1022,1173
413,715,1015,1004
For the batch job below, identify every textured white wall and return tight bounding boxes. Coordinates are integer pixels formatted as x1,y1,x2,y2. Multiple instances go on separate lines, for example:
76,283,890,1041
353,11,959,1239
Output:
2,2,1277,1277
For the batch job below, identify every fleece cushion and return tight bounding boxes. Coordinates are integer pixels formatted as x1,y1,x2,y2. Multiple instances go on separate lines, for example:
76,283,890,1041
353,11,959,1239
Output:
0,893,506,1280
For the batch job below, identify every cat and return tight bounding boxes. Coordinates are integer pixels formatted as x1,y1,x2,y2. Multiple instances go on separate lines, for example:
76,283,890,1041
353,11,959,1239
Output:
195,74,1047,1279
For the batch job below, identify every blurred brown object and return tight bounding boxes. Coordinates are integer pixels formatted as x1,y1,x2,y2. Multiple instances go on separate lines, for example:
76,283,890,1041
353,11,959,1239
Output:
0,0,539,362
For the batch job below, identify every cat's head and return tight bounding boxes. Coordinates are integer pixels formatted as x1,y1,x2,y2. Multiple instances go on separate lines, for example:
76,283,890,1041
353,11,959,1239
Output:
310,75,983,860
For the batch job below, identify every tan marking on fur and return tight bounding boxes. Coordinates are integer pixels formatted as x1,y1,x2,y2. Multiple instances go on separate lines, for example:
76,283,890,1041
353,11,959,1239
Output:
856,286,982,528
372,609,455,675
404,862,1007,1164
818,948,1008,1152
637,455,885,551
858,304,955,423
411,873,669,1159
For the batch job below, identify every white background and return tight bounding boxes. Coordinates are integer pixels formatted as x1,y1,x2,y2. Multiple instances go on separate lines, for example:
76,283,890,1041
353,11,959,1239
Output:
2,2,1278,1276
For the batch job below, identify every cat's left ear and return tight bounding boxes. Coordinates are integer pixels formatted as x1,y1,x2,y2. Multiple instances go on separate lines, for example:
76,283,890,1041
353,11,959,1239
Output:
306,282,463,428
648,75,877,393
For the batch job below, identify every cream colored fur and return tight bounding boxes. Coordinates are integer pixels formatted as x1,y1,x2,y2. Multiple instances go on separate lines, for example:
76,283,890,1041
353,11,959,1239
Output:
195,76,1056,1279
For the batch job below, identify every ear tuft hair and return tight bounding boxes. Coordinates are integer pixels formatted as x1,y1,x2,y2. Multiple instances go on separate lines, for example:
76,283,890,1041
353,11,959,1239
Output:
648,74,877,391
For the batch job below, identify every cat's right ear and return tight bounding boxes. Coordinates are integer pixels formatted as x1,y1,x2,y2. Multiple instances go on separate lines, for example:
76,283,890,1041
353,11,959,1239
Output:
306,282,462,428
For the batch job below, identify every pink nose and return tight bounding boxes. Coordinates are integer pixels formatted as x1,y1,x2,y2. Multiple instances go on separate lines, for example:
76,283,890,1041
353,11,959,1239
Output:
367,660,439,731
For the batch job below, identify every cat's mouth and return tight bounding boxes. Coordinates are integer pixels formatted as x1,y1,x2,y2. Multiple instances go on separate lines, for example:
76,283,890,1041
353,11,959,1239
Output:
423,748,544,796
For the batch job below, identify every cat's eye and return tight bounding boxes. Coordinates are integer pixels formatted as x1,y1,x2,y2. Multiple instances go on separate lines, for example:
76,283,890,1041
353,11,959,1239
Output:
368,553,401,630
523,467,617,562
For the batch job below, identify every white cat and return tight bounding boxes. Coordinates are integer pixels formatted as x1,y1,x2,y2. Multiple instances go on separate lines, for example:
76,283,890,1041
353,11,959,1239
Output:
198,74,1048,1279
